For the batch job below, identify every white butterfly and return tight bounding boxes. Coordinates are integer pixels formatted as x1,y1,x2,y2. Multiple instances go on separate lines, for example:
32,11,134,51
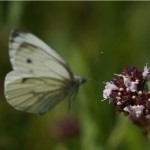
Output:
4,29,86,115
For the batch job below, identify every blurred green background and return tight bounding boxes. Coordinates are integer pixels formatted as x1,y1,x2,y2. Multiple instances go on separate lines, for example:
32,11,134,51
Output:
0,1,150,150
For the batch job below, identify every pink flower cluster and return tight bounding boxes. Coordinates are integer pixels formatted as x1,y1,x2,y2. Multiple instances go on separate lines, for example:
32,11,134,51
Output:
103,65,150,119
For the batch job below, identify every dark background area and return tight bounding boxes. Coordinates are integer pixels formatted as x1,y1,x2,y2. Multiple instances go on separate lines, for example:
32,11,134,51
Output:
0,1,150,150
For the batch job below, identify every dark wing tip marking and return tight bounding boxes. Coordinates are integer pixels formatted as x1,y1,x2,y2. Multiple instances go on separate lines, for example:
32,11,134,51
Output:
9,29,26,44
11,29,26,38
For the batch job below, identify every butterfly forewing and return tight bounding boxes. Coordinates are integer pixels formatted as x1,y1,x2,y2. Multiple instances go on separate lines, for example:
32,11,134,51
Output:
9,29,73,80
9,29,68,67
14,43,72,80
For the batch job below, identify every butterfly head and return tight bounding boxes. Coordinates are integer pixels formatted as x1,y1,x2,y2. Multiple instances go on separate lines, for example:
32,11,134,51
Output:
74,75,87,85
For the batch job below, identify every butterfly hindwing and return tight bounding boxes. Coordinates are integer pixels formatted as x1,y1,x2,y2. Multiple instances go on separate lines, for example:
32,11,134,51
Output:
5,71,69,114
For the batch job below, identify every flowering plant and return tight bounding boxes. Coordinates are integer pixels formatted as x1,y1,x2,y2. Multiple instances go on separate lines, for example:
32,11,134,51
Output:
103,65,150,138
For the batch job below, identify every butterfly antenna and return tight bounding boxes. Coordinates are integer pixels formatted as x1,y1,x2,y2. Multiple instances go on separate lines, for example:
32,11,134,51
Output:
85,50,104,82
